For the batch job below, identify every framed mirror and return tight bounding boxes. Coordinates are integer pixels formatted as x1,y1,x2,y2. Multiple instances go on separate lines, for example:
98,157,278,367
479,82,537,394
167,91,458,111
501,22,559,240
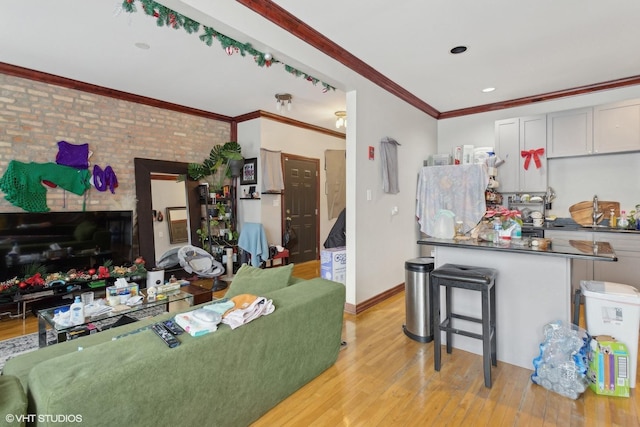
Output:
166,206,189,244
134,158,201,269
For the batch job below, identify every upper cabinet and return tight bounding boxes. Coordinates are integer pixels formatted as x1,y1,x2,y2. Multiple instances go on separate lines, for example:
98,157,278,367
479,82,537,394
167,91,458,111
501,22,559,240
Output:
495,115,547,193
547,98,640,158
547,107,593,158
593,98,640,154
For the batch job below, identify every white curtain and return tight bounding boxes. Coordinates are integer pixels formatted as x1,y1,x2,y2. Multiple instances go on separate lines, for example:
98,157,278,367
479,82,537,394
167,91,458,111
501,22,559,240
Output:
260,149,284,193
325,149,346,220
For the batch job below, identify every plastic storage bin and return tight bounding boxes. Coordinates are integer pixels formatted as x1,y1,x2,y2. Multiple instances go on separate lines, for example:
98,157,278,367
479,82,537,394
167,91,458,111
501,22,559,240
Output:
403,257,435,343
580,280,640,388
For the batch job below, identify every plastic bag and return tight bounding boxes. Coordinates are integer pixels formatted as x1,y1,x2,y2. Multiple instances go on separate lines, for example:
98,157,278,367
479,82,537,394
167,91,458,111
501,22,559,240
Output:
531,320,591,399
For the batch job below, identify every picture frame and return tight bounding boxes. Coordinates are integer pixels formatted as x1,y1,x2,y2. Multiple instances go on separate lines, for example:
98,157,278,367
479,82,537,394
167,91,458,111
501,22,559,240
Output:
240,157,257,185
166,206,189,244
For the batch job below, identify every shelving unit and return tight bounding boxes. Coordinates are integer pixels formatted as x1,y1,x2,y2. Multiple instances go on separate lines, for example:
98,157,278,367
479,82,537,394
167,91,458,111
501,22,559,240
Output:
198,181,238,256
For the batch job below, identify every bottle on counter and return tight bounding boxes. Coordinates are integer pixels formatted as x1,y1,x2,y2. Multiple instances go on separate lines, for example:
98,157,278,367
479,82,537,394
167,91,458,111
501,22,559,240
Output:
493,219,501,244
610,209,617,228
618,210,629,229
69,296,85,326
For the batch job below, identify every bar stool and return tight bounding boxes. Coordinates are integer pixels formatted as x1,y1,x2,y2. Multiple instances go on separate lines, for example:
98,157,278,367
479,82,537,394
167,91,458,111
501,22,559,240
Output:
431,263,498,388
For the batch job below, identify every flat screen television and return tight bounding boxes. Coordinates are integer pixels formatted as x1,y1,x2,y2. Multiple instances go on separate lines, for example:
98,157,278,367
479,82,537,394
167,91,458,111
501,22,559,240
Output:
0,210,133,283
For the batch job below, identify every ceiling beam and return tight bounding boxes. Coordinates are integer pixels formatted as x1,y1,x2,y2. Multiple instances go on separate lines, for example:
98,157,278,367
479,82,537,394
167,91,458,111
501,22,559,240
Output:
235,0,441,119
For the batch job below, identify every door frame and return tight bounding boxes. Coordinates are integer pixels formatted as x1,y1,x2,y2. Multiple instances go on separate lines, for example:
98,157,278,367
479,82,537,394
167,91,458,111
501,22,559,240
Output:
281,152,321,261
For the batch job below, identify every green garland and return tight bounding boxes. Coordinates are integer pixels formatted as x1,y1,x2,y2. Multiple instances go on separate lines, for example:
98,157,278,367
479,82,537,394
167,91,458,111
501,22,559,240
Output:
121,0,335,92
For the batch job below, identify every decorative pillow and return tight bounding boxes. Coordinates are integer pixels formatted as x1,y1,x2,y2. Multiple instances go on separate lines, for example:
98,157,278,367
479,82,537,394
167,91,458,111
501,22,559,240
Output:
225,264,294,298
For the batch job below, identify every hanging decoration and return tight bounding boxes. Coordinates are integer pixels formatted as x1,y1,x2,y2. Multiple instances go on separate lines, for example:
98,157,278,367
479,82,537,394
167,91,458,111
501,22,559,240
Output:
521,148,545,170
120,0,335,92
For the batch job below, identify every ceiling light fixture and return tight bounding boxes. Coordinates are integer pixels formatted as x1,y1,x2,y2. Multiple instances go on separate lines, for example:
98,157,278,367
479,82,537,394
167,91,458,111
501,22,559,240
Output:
450,45,467,54
482,87,496,93
335,111,347,129
275,93,292,112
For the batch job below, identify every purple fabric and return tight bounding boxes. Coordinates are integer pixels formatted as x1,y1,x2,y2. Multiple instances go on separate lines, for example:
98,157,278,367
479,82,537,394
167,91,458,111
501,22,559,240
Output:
56,141,89,169
92,165,119,193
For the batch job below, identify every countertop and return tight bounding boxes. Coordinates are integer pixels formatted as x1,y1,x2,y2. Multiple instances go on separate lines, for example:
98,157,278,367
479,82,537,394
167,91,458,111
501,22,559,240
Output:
417,237,617,262
540,217,640,235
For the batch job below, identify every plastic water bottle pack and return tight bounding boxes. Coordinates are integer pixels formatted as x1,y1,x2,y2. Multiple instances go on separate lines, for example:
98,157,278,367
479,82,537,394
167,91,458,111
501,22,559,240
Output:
530,320,591,400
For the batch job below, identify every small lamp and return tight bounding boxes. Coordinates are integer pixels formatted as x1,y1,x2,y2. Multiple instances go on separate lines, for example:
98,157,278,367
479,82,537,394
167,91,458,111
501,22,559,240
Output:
335,111,347,129
275,93,292,112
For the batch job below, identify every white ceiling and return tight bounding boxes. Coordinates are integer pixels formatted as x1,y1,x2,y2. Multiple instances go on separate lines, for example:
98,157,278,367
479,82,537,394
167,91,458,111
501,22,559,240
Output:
2,1,640,131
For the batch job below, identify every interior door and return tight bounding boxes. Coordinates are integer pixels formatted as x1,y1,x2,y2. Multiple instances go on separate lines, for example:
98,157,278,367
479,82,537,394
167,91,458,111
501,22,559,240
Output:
282,154,319,263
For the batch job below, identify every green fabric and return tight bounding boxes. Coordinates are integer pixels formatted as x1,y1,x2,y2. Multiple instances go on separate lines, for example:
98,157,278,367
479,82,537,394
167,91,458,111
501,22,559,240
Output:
225,263,294,298
0,375,27,426
3,278,345,427
0,161,91,212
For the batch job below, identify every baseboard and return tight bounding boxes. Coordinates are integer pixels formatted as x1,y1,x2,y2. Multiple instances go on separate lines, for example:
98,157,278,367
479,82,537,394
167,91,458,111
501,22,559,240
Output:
344,283,404,315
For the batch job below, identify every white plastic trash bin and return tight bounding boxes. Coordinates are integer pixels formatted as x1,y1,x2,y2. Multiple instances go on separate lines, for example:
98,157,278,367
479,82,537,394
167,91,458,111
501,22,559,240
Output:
580,280,640,388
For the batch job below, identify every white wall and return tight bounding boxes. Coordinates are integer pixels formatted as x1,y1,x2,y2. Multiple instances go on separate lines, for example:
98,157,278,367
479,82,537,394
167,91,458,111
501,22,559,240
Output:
236,87,438,307
235,119,262,229
347,83,437,305
237,118,346,246
177,0,438,306
438,86,640,218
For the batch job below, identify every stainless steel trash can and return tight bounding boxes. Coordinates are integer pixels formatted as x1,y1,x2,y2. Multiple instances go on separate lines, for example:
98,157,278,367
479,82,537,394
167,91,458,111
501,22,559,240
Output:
403,257,435,342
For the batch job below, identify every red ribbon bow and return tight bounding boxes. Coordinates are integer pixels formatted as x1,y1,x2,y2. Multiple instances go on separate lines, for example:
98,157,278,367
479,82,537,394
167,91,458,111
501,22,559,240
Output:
521,148,545,170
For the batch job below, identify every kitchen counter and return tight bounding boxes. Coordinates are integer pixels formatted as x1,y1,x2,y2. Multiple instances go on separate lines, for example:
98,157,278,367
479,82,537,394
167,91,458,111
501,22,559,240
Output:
418,236,618,370
418,237,617,262
544,218,640,235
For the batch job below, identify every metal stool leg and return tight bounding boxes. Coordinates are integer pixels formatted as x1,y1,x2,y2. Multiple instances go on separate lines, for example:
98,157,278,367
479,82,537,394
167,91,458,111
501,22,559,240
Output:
432,277,441,372
481,286,492,388
445,286,452,354
490,283,497,367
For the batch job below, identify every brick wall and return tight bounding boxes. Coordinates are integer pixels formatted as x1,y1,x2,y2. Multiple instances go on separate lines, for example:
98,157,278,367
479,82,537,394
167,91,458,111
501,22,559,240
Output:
0,73,230,213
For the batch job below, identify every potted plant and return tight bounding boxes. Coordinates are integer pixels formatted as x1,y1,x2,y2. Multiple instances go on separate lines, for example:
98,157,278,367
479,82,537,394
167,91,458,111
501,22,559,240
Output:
186,141,244,191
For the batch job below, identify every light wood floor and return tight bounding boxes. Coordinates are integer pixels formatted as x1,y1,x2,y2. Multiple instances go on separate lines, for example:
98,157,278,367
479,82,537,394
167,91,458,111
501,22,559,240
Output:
2,260,638,426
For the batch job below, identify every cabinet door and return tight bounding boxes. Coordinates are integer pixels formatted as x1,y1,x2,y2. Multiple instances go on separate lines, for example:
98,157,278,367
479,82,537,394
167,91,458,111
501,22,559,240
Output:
547,107,593,157
545,230,593,293
495,118,520,193
594,98,640,154
592,233,640,292
519,115,547,192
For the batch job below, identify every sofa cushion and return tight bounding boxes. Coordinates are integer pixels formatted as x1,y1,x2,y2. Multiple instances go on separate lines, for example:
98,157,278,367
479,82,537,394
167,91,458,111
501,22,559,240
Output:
225,264,293,298
0,375,27,426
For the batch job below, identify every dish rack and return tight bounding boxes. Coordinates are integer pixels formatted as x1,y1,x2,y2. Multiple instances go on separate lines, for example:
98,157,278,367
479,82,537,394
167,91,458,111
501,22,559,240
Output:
508,195,546,225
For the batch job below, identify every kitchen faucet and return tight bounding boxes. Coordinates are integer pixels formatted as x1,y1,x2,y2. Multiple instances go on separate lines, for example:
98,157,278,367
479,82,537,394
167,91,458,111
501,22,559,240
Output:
592,195,601,225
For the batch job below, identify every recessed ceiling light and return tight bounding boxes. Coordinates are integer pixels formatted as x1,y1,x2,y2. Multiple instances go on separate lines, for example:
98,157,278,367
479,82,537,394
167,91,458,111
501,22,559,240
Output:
450,46,467,54
134,42,150,50
482,87,496,93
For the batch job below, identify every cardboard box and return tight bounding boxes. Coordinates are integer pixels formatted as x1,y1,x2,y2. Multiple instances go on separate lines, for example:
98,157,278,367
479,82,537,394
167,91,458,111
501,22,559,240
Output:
462,145,474,164
106,283,139,298
587,336,630,397
321,247,346,284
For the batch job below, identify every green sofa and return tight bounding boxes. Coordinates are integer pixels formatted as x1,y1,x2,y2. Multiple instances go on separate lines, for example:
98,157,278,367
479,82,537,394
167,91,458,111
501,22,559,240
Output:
2,265,346,427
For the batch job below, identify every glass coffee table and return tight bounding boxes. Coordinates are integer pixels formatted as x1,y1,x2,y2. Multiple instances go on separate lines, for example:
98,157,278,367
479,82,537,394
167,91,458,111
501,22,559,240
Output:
37,291,194,347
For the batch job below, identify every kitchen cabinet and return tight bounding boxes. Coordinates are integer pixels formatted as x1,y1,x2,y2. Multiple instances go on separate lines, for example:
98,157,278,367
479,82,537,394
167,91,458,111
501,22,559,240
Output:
546,107,593,158
592,233,640,292
495,115,547,193
594,98,640,154
544,229,592,294
545,229,640,294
